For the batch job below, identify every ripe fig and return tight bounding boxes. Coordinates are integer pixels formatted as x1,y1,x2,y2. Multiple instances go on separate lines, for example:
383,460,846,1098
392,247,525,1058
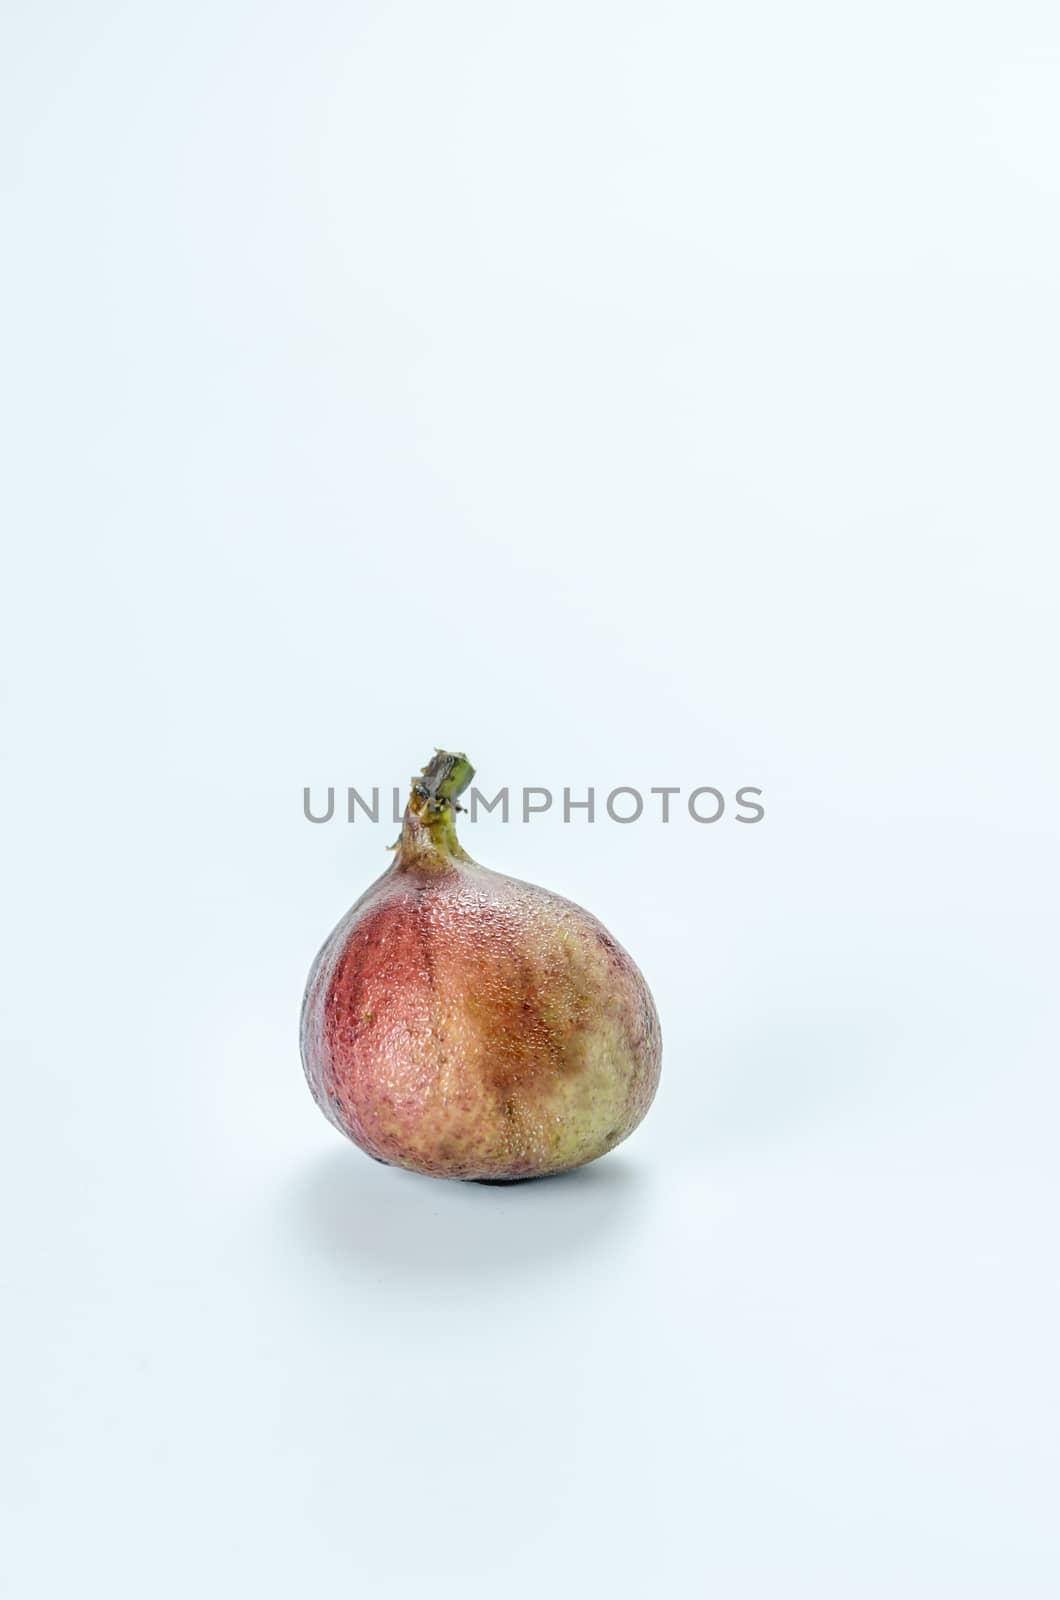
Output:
300,751,661,1182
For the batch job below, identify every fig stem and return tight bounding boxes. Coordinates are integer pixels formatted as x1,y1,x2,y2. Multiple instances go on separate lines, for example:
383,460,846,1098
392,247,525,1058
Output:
395,750,475,867
416,750,474,808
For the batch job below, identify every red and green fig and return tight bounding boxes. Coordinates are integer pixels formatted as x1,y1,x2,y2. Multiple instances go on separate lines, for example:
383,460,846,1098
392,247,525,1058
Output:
300,751,661,1181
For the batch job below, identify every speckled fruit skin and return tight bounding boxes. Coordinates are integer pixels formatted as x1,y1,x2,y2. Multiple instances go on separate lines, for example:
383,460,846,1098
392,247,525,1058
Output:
300,754,661,1182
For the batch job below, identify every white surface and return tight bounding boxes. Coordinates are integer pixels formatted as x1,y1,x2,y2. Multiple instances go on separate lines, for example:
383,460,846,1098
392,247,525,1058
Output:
3,3,1059,1595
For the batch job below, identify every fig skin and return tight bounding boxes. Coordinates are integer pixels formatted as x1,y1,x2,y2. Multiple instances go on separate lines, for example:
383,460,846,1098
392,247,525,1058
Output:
300,752,661,1182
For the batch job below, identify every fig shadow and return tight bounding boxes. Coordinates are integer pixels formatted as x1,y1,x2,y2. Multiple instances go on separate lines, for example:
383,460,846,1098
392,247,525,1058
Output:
283,1142,644,1285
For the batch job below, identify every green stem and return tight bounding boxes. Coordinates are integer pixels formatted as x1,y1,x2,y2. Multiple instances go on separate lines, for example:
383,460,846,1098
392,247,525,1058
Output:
395,750,475,867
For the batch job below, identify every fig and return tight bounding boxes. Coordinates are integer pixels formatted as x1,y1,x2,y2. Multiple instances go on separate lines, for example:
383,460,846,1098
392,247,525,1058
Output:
300,751,661,1182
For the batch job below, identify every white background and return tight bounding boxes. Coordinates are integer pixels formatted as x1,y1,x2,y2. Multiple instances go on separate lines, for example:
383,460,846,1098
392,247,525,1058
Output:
3,3,1058,1595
